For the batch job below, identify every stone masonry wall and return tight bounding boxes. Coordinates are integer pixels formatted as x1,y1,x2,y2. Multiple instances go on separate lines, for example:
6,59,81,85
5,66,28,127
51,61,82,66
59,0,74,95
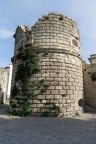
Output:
9,12,83,117
29,52,83,116
83,62,96,110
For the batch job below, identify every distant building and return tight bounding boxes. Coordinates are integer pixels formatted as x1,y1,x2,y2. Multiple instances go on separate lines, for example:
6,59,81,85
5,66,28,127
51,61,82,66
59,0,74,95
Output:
0,64,12,104
83,55,96,110
88,54,96,64
0,68,8,103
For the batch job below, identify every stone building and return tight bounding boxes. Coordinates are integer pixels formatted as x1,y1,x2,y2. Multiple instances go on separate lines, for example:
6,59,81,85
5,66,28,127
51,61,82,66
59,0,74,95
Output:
0,65,12,104
0,68,8,103
83,54,96,110
9,12,84,117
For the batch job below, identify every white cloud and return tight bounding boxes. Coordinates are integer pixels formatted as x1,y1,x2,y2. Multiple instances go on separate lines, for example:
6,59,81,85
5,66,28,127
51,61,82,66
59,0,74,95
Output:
0,29,14,39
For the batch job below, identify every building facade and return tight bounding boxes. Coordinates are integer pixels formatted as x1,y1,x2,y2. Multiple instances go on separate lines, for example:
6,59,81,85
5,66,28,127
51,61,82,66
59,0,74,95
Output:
83,55,96,110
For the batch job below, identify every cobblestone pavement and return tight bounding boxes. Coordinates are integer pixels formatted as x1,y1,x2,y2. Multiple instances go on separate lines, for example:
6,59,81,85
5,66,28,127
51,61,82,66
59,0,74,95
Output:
0,105,96,144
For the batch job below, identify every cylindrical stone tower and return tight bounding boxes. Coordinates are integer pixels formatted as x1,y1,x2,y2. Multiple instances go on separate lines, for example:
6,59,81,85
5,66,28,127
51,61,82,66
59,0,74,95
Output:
9,12,83,117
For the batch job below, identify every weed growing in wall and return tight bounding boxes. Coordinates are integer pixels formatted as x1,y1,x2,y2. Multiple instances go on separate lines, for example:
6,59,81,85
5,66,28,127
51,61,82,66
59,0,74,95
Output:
59,15,64,20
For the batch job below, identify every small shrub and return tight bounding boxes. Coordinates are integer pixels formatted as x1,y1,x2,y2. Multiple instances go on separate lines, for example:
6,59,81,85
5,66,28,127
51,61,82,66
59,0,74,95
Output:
45,16,49,20
91,72,96,81
40,79,45,84
41,88,46,93
54,113,58,117
52,105,60,110
41,84,49,93
62,94,67,97
45,102,50,105
75,112,80,117
11,103,17,109
18,46,23,51
41,111,49,117
59,15,64,20
38,99,42,103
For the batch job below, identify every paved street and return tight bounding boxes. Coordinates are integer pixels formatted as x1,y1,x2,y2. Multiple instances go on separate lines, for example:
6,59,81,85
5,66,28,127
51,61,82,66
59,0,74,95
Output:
0,105,96,144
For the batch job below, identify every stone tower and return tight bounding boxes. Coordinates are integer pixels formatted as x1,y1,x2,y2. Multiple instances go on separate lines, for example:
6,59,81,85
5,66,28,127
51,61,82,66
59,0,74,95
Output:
9,12,83,117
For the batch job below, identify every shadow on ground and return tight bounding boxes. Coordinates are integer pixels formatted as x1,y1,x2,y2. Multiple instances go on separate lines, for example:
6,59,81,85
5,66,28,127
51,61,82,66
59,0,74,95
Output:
0,104,96,144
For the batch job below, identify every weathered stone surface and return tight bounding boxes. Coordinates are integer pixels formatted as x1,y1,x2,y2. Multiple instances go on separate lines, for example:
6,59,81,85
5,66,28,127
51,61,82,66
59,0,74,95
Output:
83,62,96,110
10,12,83,117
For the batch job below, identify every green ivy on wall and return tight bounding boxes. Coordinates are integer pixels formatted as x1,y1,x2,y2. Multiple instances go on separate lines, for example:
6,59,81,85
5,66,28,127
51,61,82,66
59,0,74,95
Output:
10,44,41,116
91,72,96,81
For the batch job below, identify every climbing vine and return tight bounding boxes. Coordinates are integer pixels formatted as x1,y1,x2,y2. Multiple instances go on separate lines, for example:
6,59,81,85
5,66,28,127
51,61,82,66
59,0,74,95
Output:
10,44,59,117
10,44,41,116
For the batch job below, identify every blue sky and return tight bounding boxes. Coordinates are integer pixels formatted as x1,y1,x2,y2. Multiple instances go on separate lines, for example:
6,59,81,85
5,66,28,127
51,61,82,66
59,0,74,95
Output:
0,0,96,67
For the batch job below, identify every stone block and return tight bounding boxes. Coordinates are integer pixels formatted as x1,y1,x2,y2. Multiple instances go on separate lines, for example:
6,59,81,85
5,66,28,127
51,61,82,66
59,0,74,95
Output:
63,86,70,90
59,99,66,104
67,90,73,95
70,86,75,90
46,95,54,99
41,108,49,112
55,86,62,89
67,99,74,103
32,108,40,112
42,73,49,77
37,104,45,107
66,82,72,86
50,81,59,86
33,100,40,103
43,90,50,95
30,104,36,108
54,78,62,82
59,82,65,86
37,95,45,99
50,100,58,103
58,73,65,78
48,86,54,89
59,90,67,95
30,78,37,81
71,103,75,107
42,66,49,70
62,78,68,81
46,77,54,81
67,107,74,112
50,73,57,77
60,108,67,113
55,95,62,99
51,90,59,94
34,90,40,95
46,104,54,107
49,39,57,42
42,100,47,103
